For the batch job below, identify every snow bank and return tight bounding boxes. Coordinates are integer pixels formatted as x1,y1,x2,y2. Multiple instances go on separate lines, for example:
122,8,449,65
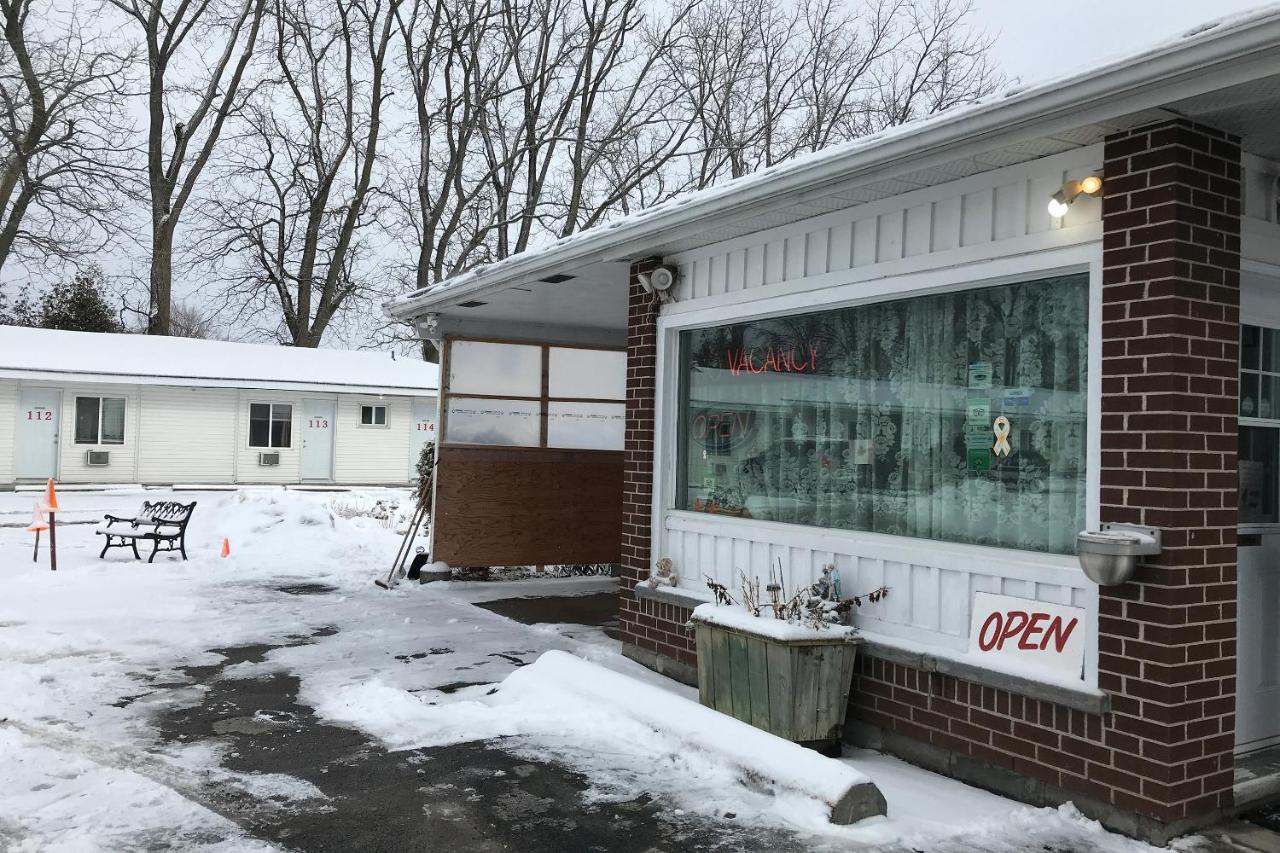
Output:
316,650,885,825
691,602,858,642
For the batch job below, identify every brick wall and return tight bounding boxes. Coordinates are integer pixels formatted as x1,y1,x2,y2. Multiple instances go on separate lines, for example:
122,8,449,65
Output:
1096,118,1241,822
619,258,671,657
847,118,1242,842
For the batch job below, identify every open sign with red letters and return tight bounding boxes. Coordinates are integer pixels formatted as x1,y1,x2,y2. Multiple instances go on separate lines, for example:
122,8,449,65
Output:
968,592,1086,681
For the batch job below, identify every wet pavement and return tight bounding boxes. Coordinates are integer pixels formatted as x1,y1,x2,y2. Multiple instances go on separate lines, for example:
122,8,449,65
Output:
150,591,806,853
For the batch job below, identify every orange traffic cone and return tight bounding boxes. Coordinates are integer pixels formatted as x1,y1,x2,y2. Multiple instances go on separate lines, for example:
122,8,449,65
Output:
221,538,231,558
26,503,49,533
42,478,58,512
27,503,49,563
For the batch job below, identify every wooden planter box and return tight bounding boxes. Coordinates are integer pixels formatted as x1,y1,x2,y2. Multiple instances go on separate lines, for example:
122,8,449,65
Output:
691,615,860,746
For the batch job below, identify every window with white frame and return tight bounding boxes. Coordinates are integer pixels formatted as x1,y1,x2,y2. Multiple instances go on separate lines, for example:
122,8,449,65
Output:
442,340,625,450
249,403,293,448
360,404,387,426
1240,324,1279,524
74,397,125,444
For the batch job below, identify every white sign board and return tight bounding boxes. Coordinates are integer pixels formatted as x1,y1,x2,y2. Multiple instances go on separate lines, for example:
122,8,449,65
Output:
968,592,1086,681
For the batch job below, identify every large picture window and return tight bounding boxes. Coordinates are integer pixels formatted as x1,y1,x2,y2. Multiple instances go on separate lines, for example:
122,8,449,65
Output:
677,274,1090,555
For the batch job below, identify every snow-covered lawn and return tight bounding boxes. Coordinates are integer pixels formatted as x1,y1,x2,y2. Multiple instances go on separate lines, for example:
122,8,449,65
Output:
0,488,1177,852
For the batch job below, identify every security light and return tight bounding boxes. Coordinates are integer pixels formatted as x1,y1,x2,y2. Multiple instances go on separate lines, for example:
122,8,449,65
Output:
1047,176,1103,219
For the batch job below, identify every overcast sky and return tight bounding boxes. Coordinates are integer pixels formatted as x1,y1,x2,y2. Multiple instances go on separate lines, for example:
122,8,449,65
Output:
976,0,1269,86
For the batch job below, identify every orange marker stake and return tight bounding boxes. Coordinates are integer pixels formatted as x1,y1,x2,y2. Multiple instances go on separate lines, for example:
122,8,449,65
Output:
221,538,230,559
44,479,58,572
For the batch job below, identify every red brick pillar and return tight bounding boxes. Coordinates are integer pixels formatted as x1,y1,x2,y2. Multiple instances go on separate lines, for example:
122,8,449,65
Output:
619,258,698,679
1099,119,1241,829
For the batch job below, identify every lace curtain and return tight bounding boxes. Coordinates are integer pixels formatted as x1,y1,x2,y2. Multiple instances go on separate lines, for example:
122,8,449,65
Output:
678,274,1089,555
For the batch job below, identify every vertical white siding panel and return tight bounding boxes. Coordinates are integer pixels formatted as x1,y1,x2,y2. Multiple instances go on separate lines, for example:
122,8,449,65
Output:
805,228,829,277
763,240,785,285
993,181,1026,240
708,254,727,296
726,248,746,293
828,222,852,272
931,197,962,253
903,203,931,257
939,569,969,636
784,234,807,282
744,245,766,289
910,564,939,629
883,561,911,623
876,211,903,262
0,378,16,484
1026,174,1060,235
852,217,877,267
692,257,710,298
715,535,733,582
961,189,994,247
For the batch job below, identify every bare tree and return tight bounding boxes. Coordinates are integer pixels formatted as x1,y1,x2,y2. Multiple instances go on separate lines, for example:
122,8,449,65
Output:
665,0,1000,188
169,298,219,337
0,0,135,276
111,0,269,336
390,0,696,293
199,0,397,347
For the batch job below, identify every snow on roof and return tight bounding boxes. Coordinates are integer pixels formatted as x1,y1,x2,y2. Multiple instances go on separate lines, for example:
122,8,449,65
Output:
0,326,439,395
385,4,1280,321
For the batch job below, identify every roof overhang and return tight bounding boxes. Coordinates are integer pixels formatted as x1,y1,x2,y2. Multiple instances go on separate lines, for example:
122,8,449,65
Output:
386,8,1280,331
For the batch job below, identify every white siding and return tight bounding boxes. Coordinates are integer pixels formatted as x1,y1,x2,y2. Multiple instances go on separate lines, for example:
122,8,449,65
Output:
233,391,305,484
664,513,1094,660
57,382,142,484
668,146,1106,306
2,380,435,486
333,396,414,484
0,378,16,484
137,386,238,484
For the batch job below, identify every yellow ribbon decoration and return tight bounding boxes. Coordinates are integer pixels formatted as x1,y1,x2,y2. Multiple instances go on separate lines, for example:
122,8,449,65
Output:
992,416,1011,457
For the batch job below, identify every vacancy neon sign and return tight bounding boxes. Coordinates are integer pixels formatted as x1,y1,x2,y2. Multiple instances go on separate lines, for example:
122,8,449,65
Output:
725,345,819,376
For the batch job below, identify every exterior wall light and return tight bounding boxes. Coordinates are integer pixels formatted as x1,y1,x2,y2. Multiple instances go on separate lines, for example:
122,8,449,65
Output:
1048,176,1103,219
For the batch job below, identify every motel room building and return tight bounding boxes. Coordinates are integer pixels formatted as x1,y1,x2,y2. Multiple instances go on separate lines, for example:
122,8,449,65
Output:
1,327,438,488
387,10,1280,843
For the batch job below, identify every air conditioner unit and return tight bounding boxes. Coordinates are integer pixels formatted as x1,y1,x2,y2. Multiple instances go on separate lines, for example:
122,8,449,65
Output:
85,450,110,466
258,452,281,466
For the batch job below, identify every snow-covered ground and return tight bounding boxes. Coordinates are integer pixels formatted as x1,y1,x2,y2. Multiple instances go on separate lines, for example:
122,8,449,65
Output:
0,488,1180,852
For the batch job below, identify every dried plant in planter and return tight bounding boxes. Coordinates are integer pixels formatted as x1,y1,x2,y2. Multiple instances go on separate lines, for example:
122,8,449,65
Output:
705,561,889,630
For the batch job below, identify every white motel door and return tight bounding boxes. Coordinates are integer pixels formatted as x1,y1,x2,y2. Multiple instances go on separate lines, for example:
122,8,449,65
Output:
409,398,436,479
300,399,335,481
16,388,61,480
1237,536,1280,754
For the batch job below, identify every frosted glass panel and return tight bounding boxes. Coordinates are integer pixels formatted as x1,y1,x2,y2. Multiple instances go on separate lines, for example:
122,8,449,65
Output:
546,402,625,450
446,397,541,446
548,347,626,400
449,341,543,397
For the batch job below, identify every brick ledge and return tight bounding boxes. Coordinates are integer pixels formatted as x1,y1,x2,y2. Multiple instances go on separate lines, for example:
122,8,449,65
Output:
861,637,1110,716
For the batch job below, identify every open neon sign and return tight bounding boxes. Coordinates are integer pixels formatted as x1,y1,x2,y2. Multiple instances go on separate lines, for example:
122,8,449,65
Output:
725,345,819,376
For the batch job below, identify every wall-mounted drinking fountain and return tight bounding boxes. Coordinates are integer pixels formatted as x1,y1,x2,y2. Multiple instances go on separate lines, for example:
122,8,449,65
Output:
1076,524,1162,586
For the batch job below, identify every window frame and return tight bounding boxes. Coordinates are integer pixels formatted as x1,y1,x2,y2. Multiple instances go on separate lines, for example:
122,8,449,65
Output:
1239,322,1280,533
247,401,294,449
358,403,389,429
439,338,625,450
73,395,126,445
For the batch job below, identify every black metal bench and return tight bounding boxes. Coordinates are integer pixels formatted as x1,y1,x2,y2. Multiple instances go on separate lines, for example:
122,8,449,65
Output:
96,501,197,563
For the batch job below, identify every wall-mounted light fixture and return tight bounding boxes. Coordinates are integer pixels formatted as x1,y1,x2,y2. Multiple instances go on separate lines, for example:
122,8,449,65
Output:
1047,175,1103,219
